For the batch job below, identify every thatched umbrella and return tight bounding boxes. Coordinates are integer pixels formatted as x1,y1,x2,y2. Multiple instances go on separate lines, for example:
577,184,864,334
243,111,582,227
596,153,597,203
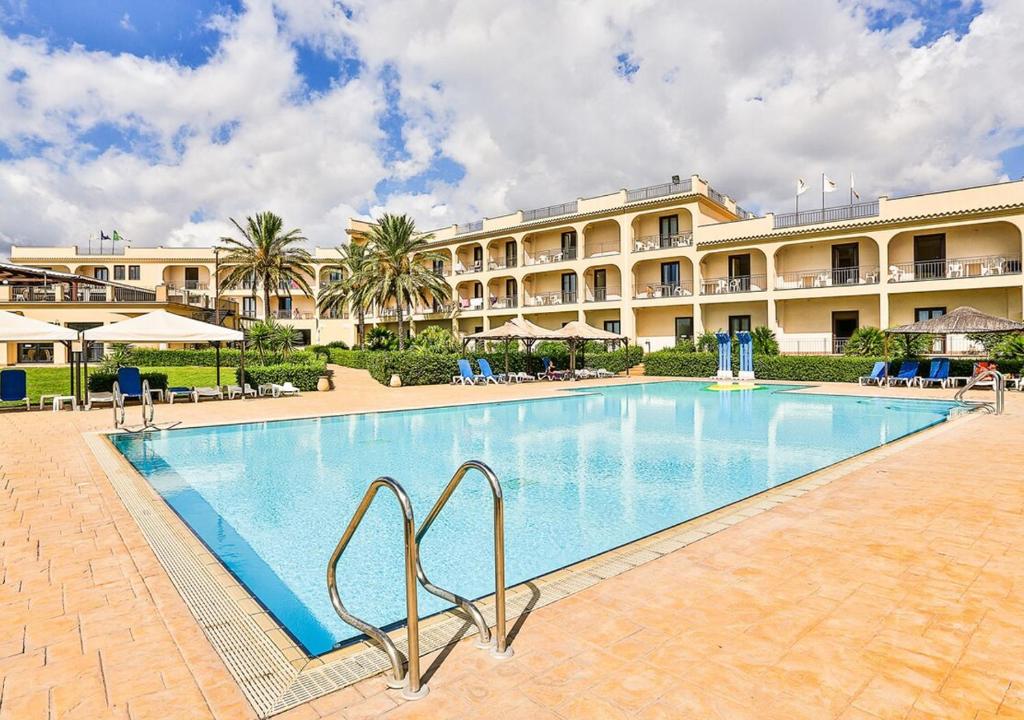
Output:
883,306,1024,377
463,318,561,375
551,320,630,375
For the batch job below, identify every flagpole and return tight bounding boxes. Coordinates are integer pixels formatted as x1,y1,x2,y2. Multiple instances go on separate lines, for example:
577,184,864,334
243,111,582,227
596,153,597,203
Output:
821,173,825,212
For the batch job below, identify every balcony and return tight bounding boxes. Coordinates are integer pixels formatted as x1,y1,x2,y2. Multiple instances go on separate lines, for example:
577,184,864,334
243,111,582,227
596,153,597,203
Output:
584,286,622,303
454,260,482,275
273,309,314,320
526,291,577,307
522,200,578,223
168,282,210,291
487,257,517,271
456,297,486,312
887,254,1022,283
584,240,620,258
525,248,577,266
418,302,458,317
626,179,692,202
775,266,880,290
489,295,518,310
633,282,693,300
700,274,768,295
633,233,694,253
772,201,880,229
10,287,57,302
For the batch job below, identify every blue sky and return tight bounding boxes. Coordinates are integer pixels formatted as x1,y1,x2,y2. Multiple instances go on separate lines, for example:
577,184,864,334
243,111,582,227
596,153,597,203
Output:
0,0,1021,250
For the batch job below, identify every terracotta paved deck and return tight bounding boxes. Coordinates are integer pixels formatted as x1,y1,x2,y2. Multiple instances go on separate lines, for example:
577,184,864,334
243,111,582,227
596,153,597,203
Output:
1,369,1022,719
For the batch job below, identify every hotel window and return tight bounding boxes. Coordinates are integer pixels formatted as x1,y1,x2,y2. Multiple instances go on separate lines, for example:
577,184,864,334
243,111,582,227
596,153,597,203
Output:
603,320,621,334
94,267,109,281
675,317,693,340
17,343,54,364
242,297,257,316
113,265,125,280
658,215,679,247
128,265,140,280
728,315,751,336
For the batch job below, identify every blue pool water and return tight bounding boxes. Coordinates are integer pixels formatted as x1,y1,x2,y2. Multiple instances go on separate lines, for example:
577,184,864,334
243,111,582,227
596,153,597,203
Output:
111,382,954,655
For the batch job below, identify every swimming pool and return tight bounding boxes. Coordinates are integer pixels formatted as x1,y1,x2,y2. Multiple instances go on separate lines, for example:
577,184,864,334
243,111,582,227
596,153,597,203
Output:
111,381,954,655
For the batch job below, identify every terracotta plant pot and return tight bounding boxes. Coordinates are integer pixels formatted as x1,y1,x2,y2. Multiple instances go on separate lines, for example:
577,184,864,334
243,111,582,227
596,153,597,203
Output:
389,373,402,387
316,376,330,392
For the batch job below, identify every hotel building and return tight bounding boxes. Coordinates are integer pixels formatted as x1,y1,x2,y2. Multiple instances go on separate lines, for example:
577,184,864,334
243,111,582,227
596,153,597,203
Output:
3,174,1023,365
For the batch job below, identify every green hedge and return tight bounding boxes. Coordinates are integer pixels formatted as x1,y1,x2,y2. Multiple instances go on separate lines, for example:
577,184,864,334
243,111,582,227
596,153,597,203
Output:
126,347,316,367
327,349,373,369
236,362,326,391
365,346,643,386
644,351,1024,383
88,372,169,393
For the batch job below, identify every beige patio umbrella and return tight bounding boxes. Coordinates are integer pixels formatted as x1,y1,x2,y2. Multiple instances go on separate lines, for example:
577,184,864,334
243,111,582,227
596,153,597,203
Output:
551,320,629,375
463,318,562,375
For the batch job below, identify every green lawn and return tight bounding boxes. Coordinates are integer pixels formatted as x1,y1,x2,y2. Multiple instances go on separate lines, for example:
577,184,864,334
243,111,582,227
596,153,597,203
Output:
1,366,224,408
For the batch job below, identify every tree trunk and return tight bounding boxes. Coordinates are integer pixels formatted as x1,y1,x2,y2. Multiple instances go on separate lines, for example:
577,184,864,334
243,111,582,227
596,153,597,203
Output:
397,305,405,350
262,273,271,320
357,310,365,349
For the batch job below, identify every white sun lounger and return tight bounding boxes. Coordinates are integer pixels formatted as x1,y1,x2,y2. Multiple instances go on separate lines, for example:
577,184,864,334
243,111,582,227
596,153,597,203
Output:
227,383,257,399
192,386,224,402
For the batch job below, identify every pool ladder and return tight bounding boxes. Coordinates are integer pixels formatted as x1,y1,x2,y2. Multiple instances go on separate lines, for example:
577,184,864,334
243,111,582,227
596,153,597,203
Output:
326,460,512,701
954,367,1005,415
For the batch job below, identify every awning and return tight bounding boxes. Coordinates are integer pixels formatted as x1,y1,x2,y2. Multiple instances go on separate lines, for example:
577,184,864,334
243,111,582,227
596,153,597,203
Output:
82,310,243,343
886,306,1024,335
0,310,78,342
465,317,562,341
551,320,626,342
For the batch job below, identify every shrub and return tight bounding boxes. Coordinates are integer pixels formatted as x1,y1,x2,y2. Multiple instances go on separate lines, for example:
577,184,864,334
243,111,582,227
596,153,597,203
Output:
844,326,884,356
644,351,884,383
326,340,349,349
88,372,168,393
365,326,398,351
674,338,696,353
889,333,934,358
584,346,644,373
124,347,315,367
750,326,779,355
696,331,718,353
644,351,718,378
412,326,460,354
236,362,326,391
992,334,1024,360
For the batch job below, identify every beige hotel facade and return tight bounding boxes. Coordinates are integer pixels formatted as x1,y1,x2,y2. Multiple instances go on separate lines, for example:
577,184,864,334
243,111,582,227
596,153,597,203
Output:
3,173,1024,364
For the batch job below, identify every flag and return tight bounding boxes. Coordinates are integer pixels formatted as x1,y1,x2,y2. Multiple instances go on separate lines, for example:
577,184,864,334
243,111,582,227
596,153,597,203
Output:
850,172,860,200
112,230,124,243
100,231,111,240
796,178,808,195
823,174,838,193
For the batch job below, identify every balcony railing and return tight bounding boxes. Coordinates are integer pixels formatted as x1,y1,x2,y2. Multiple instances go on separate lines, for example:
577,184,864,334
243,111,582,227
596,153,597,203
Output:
626,179,692,202
525,247,577,266
633,282,693,299
584,240,620,258
633,233,694,252
457,297,486,311
113,287,158,303
76,287,109,302
489,295,518,309
487,257,517,271
322,308,349,320
522,200,578,222
775,266,880,289
272,309,314,320
887,255,1022,282
526,291,577,307
773,201,880,229
418,302,458,316
454,260,482,275
10,287,58,302
700,274,768,295
168,282,210,291
456,219,484,234
584,286,622,302
734,206,757,220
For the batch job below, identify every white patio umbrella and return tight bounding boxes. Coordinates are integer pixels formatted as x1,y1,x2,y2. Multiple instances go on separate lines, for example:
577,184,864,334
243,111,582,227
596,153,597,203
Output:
0,310,80,401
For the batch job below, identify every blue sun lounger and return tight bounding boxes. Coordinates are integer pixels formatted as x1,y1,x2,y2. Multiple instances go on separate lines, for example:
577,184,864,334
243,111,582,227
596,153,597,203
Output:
0,369,30,410
858,361,887,386
453,358,481,385
916,358,950,388
476,358,503,384
887,360,920,387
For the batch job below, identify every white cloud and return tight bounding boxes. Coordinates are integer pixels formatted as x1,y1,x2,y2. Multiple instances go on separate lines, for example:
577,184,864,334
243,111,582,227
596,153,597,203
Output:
0,0,1022,259
119,13,135,32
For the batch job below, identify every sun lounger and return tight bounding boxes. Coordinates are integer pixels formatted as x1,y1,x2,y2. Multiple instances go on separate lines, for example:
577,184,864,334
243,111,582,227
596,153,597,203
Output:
858,362,887,386
274,382,300,397
539,357,568,381
166,387,192,404
476,359,503,384
192,386,224,402
227,383,257,399
509,372,536,383
0,369,30,410
114,367,144,404
887,360,920,387
915,359,951,388
85,391,115,410
452,358,481,385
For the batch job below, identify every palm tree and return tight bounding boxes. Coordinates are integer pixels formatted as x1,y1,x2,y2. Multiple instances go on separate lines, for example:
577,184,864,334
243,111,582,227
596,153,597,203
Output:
219,212,313,320
317,242,373,348
362,214,451,350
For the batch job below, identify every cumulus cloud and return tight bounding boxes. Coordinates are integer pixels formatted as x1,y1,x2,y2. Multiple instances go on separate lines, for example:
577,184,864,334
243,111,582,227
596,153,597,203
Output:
0,0,1022,258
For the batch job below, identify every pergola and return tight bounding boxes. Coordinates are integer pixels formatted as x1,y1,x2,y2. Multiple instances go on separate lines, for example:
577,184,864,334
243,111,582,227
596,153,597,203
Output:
83,310,245,391
0,310,79,396
551,320,630,375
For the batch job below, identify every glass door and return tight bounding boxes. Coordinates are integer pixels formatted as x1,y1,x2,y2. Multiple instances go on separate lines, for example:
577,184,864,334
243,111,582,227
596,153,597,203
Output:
593,269,607,301
659,215,679,247
913,234,946,279
561,231,577,260
831,243,859,285
505,241,517,267
728,254,751,291
561,272,577,303
831,311,859,354
185,267,200,289
660,261,680,295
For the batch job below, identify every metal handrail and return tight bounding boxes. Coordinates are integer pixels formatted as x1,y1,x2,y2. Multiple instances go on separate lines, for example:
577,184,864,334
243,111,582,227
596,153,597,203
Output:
954,368,1005,415
326,477,428,700
414,460,512,658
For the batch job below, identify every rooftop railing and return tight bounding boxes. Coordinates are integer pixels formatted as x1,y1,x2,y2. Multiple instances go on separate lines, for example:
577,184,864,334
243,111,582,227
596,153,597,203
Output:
456,220,484,234
775,266,880,289
773,200,880,229
707,187,726,206
626,179,692,202
633,232,693,253
522,200,578,222
700,274,768,295
887,255,1022,282
734,206,757,220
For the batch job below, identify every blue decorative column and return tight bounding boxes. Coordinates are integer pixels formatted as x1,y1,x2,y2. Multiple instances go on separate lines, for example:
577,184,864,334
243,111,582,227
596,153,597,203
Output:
737,330,755,381
715,332,733,380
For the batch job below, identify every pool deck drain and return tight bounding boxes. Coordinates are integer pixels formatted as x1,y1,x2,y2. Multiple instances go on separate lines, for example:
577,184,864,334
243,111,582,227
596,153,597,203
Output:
83,406,974,718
